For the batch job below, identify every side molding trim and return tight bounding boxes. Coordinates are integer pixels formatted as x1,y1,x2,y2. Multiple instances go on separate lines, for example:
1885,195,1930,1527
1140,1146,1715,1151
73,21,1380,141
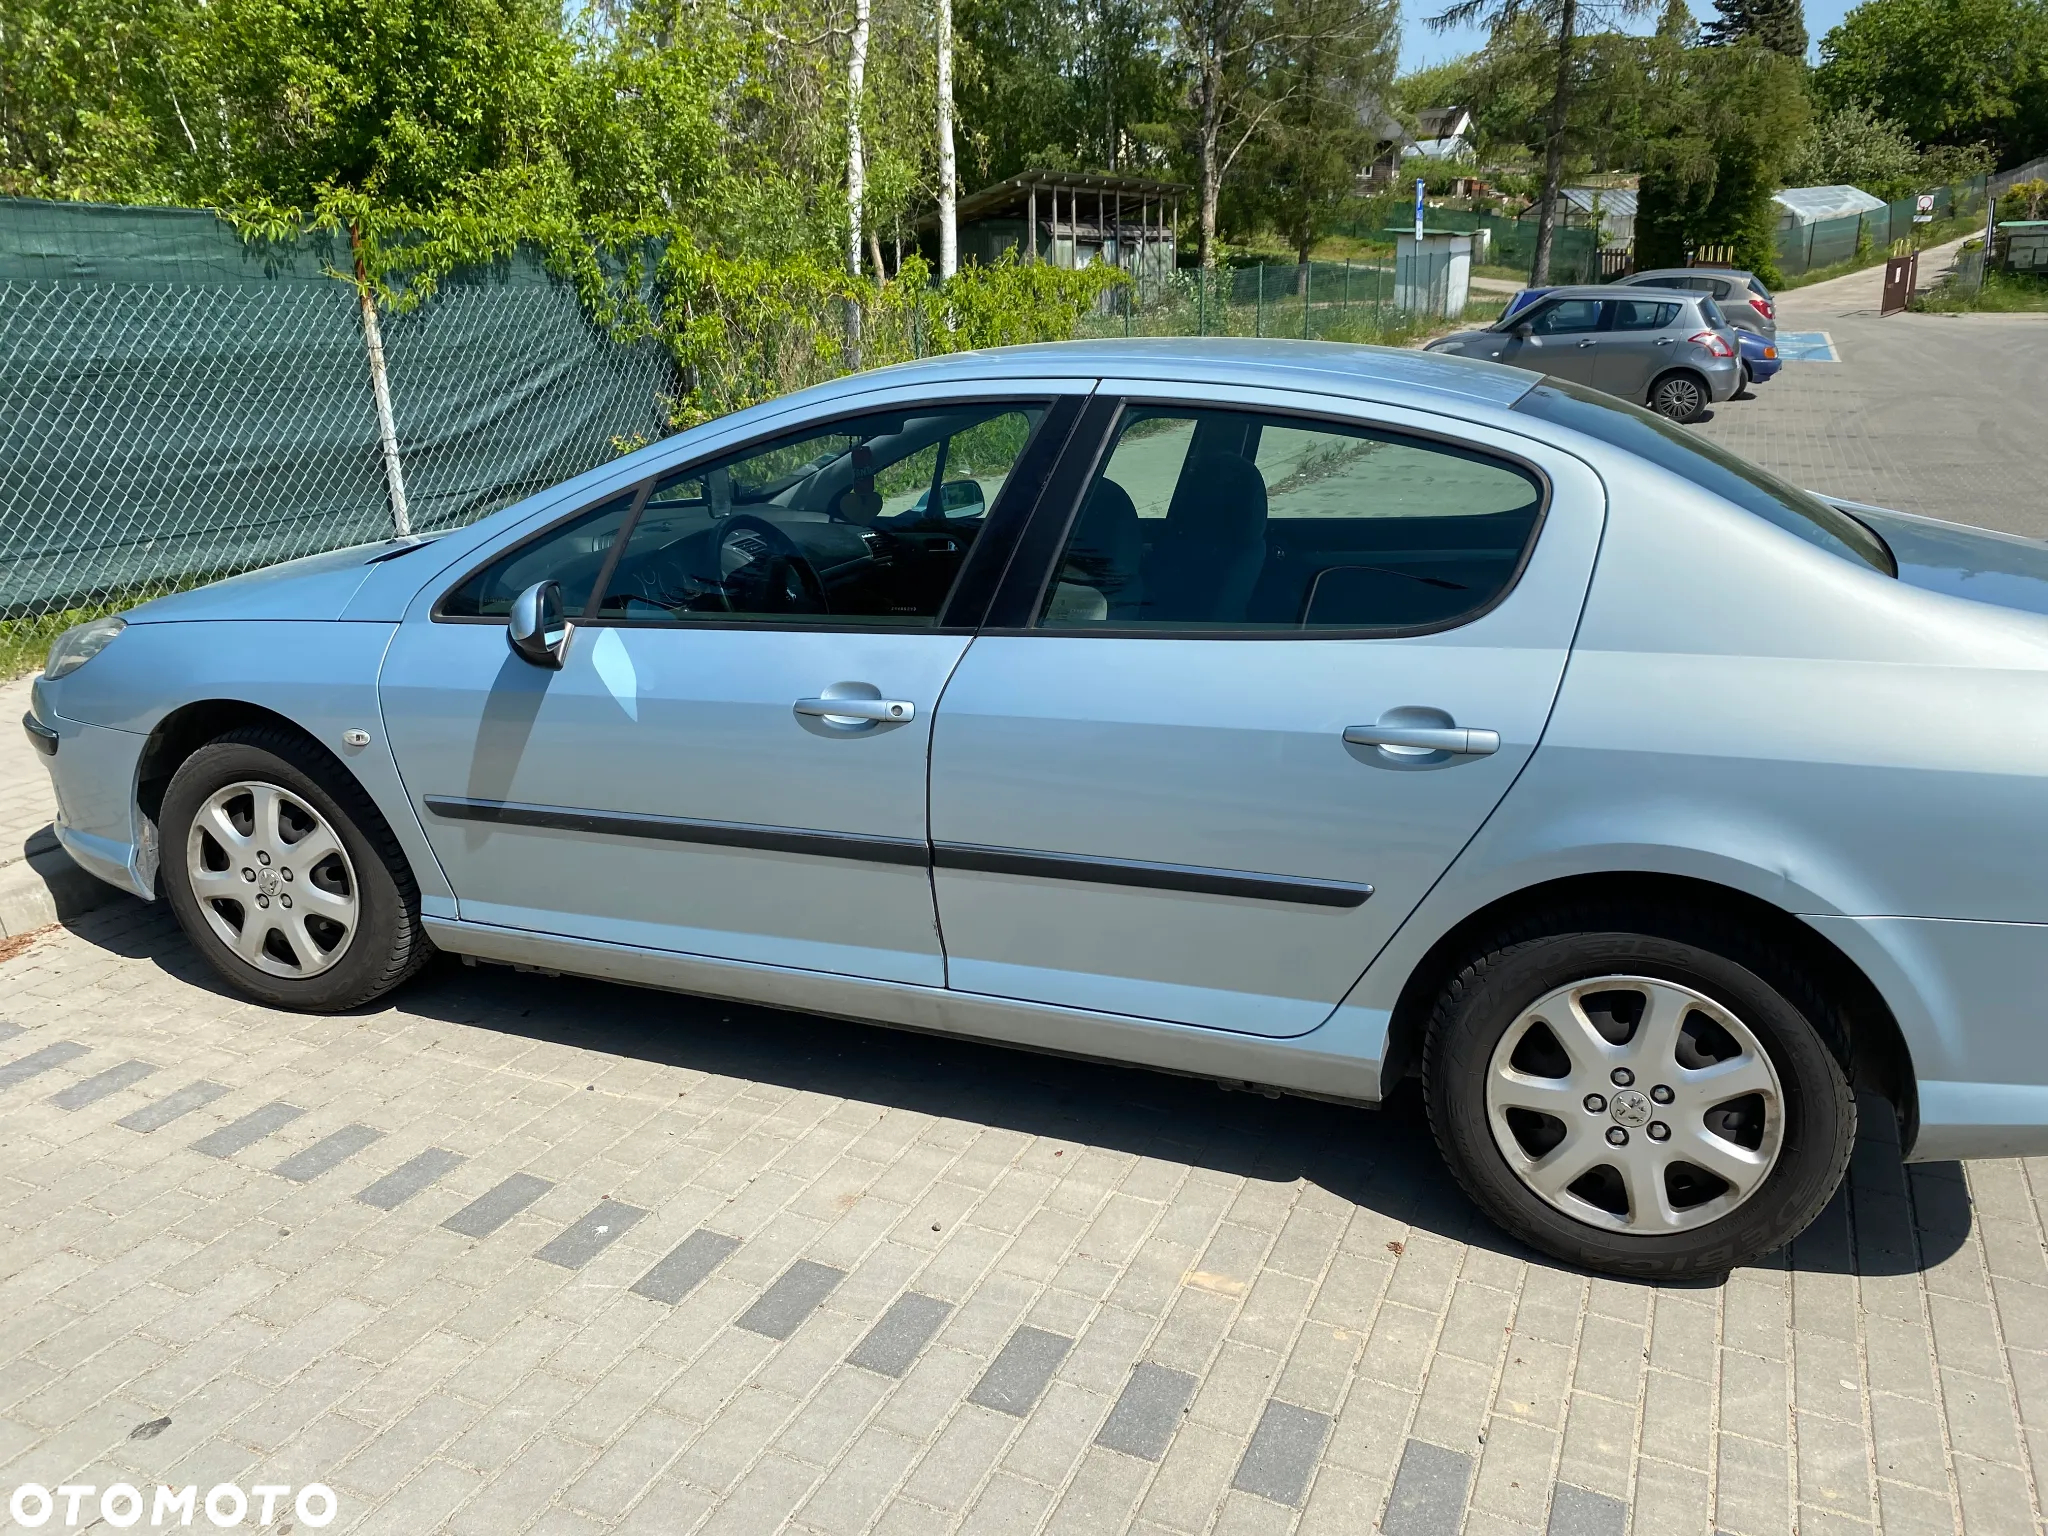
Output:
422,796,930,867
422,797,1373,908
933,843,1373,909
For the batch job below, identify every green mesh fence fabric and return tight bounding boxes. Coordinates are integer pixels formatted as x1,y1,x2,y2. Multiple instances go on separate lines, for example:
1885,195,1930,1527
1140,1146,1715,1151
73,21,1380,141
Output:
0,199,673,620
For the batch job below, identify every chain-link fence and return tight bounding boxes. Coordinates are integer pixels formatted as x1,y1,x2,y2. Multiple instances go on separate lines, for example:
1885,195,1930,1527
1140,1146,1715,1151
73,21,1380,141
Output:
1,198,672,629
1773,177,1990,280
1078,255,1500,343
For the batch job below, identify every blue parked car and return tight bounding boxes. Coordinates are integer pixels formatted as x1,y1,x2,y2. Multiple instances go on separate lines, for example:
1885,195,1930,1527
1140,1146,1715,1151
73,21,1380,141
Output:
1739,330,1782,390
28,339,2048,1276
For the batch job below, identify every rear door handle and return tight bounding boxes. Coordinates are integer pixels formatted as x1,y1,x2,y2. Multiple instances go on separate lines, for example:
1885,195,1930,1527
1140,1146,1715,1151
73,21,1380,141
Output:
795,696,915,723
1343,724,1500,756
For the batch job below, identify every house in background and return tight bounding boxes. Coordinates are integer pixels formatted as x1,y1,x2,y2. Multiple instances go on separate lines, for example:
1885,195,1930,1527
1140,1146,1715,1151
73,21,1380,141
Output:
921,171,1183,293
1406,106,1475,163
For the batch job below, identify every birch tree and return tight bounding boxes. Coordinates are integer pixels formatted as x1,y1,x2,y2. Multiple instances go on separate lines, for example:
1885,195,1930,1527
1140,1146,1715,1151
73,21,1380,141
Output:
937,0,959,276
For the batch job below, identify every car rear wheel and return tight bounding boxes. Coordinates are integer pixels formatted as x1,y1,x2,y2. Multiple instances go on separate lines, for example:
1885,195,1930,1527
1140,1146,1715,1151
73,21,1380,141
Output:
1648,371,1710,422
161,725,431,1011
1424,906,1855,1277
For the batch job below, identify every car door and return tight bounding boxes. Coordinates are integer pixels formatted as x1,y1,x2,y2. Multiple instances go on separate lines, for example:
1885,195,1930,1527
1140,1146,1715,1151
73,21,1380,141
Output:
926,387,1607,1036
1493,297,1608,386
379,386,1083,987
1595,296,1685,404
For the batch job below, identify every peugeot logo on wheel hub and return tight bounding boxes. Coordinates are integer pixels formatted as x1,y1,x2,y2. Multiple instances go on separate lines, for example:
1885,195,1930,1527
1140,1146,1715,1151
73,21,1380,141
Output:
1609,1088,1653,1127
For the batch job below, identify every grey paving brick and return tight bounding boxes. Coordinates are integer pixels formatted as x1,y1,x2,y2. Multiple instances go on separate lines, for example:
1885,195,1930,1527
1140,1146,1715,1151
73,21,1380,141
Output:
848,1293,953,1378
48,1058,156,1109
969,1326,1073,1417
273,1124,383,1182
633,1230,742,1305
1382,1439,1474,1536
0,1021,21,1043
1546,1483,1627,1536
442,1173,555,1238
356,1148,467,1210
738,1260,846,1340
1097,1362,1199,1462
0,1040,89,1090
537,1199,650,1269
118,1078,231,1132
191,1100,306,1157
1232,1398,1331,1507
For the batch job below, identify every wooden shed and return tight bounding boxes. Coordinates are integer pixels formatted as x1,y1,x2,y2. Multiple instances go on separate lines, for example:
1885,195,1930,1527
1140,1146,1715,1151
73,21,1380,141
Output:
930,171,1184,296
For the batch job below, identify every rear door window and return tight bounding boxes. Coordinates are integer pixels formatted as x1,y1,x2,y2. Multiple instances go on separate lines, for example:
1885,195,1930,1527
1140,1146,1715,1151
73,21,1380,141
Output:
1612,300,1681,331
1039,407,1546,631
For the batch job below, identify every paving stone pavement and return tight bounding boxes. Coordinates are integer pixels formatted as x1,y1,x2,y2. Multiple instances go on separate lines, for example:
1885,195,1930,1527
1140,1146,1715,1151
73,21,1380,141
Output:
1691,248,2048,541
4,899,2048,1535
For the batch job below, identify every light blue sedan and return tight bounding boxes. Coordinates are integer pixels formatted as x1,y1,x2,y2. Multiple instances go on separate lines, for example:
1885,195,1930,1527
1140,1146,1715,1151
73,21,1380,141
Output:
27,340,2048,1277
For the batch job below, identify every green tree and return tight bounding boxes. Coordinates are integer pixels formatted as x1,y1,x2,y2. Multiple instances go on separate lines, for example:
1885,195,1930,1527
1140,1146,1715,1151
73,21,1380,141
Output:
1637,36,1810,280
1428,0,1653,283
1815,0,2048,162
1239,0,1399,260
1700,0,1807,60
1785,102,1921,193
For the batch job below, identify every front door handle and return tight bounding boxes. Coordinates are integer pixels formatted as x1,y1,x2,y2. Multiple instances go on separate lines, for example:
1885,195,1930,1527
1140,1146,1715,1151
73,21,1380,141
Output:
795,696,915,723
1343,724,1500,756
1576,339,1596,348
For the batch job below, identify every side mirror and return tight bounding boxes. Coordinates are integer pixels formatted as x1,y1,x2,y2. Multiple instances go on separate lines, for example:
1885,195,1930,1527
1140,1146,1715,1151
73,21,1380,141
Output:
507,580,569,669
940,479,986,515
1512,321,1535,340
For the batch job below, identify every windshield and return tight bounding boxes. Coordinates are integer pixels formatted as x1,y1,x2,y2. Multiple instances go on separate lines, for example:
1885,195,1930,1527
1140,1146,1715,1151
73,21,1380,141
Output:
1511,377,1894,573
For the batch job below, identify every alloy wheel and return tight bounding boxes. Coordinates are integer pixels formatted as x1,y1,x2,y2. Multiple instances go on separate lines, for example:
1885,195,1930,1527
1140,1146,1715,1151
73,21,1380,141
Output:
1483,975,1784,1234
185,780,359,978
1653,377,1705,420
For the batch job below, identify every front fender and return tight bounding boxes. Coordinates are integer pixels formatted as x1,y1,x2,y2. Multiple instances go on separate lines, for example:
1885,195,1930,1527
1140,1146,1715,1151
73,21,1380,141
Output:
40,619,452,908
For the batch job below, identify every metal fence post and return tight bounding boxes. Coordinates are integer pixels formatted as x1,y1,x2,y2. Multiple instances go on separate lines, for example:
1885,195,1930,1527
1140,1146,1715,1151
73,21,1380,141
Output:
1302,263,1312,339
351,227,411,539
1197,270,1206,336
1256,265,1264,337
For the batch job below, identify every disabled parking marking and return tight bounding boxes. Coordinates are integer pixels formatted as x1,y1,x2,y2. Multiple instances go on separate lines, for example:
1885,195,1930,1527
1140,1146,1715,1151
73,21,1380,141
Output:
1775,330,1838,361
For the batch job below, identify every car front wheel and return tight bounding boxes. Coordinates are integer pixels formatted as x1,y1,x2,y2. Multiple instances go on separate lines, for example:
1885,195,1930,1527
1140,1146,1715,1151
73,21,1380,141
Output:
161,725,432,1011
1425,906,1855,1277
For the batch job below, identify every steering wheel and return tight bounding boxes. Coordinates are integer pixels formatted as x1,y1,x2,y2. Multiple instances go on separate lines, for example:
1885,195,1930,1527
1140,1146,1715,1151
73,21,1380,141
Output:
715,515,830,614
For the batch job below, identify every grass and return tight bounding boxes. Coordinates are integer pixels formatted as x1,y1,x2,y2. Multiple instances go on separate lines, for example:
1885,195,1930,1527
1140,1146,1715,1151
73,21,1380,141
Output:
1912,267,2048,313
0,608,98,683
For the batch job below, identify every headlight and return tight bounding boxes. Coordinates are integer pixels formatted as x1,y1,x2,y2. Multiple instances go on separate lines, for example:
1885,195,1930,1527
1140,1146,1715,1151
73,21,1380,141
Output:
43,615,126,681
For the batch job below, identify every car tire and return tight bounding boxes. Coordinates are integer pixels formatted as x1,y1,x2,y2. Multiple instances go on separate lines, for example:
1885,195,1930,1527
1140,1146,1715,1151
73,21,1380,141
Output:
1648,371,1710,422
161,725,432,1012
1424,904,1855,1278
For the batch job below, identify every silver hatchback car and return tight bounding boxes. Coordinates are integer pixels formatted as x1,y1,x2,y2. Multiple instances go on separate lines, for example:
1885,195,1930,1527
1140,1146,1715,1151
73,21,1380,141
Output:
28,340,2048,1278
1618,266,1777,340
1425,287,1742,422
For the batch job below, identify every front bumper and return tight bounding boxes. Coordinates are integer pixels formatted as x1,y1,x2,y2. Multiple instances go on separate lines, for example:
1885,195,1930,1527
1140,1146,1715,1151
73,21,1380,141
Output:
27,696,156,901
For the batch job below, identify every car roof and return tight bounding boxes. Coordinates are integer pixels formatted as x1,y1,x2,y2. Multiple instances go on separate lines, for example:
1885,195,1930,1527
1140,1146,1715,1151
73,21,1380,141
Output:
1628,266,1759,282
1525,284,1700,300
749,338,1546,417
